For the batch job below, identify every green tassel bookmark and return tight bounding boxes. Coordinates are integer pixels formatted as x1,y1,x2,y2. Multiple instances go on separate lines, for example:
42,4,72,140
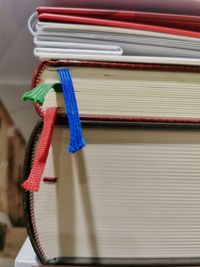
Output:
22,83,62,105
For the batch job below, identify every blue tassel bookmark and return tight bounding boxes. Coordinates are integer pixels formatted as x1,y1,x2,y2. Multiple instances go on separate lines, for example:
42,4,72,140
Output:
58,68,85,153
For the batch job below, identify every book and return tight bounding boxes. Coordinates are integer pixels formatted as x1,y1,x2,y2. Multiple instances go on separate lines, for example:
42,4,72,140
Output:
24,119,200,265
24,60,200,123
35,0,200,16
37,7,200,32
28,7,200,62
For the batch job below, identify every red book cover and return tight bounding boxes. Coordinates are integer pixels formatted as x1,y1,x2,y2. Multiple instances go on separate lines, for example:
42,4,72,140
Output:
37,7,200,32
37,7,200,38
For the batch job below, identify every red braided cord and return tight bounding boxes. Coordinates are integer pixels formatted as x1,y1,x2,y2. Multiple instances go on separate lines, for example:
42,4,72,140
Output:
22,107,57,192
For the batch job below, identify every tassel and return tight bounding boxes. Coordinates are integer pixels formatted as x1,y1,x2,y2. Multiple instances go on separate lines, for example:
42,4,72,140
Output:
22,107,57,192
22,83,60,105
58,68,85,153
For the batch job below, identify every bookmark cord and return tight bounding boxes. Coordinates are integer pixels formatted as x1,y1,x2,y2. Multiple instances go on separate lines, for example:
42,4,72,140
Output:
22,107,57,192
58,68,85,153
22,83,59,105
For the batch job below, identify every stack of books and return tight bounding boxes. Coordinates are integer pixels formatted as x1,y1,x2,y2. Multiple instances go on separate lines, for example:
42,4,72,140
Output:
22,3,200,266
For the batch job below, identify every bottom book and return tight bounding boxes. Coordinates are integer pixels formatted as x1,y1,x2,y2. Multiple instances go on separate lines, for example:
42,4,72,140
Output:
23,120,200,266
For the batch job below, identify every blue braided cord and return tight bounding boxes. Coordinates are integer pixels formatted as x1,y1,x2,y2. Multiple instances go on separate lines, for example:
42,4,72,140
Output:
58,68,85,153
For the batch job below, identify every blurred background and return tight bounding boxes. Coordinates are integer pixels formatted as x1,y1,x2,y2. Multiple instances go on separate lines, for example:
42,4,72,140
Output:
0,1,38,266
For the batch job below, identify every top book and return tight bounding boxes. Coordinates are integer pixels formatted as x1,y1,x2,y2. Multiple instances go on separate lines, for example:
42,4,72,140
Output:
35,0,200,16
29,6,200,64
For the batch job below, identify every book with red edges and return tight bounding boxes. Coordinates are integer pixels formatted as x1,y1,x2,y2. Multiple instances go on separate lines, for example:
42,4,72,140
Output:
30,60,200,123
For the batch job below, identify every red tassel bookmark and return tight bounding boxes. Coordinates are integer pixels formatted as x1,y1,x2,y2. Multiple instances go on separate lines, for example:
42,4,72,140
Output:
22,107,57,192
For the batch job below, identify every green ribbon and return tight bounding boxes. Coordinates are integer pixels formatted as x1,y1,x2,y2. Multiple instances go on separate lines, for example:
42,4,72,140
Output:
22,83,62,105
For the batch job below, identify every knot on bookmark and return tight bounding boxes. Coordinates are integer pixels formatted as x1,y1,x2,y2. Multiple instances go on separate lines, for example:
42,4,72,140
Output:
58,68,85,153
22,83,61,105
68,140,86,154
22,107,57,192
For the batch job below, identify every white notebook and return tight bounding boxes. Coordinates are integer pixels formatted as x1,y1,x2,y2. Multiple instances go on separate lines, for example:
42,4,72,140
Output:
29,17,200,63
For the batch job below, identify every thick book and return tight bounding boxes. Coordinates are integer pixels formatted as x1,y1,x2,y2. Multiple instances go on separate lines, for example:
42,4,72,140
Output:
27,60,200,123
24,119,200,265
